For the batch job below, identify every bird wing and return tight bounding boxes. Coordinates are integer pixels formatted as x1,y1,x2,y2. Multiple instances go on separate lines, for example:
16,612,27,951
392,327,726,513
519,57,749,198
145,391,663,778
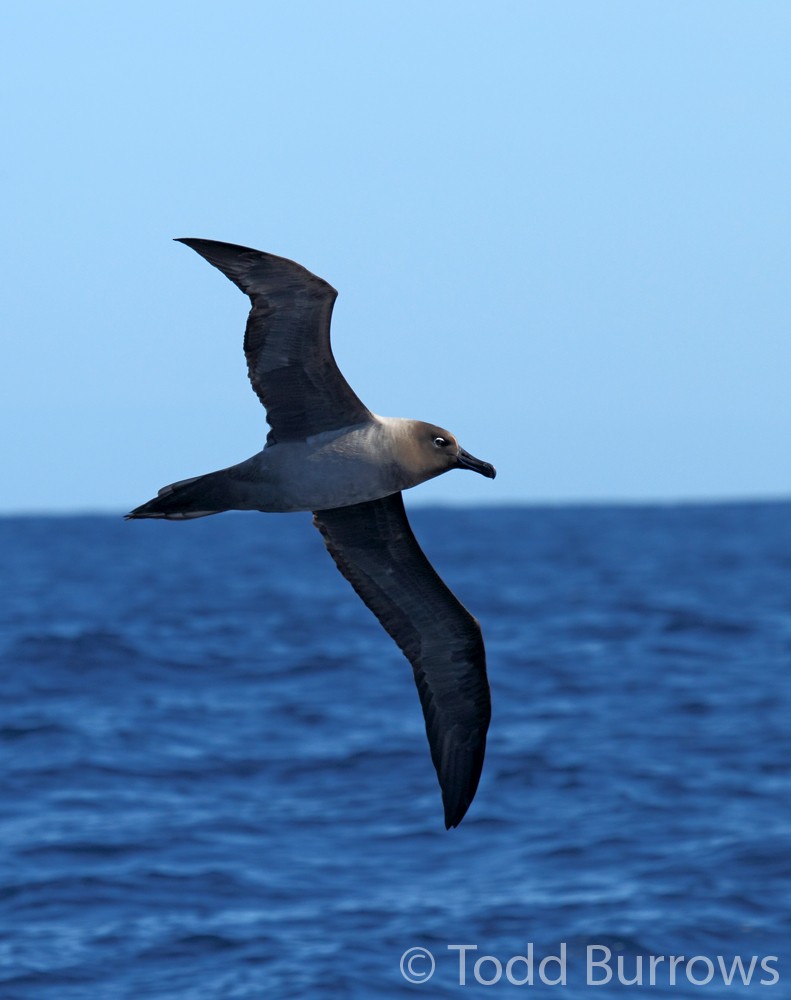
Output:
313,492,490,828
177,239,372,444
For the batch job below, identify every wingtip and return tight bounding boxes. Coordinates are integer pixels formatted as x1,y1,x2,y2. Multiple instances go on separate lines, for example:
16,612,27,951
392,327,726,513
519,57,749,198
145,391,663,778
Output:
174,237,225,250
443,804,469,830
439,740,487,830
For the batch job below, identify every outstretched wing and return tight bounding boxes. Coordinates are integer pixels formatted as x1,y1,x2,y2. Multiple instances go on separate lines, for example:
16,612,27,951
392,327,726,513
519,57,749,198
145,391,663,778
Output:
177,238,372,443
313,492,491,828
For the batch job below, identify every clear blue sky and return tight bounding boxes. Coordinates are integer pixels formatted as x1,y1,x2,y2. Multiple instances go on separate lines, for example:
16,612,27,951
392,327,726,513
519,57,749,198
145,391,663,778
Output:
2,1,789,512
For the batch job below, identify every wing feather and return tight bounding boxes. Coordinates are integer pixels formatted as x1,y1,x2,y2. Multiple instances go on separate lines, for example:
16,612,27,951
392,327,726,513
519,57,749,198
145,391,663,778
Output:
313,492,490,828
176,239,371,443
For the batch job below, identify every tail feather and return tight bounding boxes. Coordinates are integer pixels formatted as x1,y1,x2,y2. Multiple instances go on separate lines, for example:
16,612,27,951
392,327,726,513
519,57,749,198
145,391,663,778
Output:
126,470,232,520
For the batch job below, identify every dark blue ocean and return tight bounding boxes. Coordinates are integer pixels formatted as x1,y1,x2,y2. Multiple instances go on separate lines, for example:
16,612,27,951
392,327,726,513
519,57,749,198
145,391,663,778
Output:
2,503,790,998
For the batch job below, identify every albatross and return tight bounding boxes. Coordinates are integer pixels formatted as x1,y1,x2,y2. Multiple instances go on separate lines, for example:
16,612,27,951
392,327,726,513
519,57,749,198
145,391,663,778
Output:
128,239,496,828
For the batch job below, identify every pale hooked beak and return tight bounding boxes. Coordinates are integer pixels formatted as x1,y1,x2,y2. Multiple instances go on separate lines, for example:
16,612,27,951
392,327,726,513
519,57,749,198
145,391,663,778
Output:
457,447,496,479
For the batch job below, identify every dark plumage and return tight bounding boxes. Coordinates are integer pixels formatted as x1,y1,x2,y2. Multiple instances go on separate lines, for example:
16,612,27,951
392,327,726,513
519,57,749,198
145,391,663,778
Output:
129,239,495,826
314,493,490,829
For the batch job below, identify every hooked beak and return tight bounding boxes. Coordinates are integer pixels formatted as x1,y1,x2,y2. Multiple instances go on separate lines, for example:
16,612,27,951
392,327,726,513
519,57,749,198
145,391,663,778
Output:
457,447,496,479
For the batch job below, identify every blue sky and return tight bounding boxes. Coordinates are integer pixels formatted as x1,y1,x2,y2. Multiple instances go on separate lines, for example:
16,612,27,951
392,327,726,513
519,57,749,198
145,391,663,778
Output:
2,1,789,512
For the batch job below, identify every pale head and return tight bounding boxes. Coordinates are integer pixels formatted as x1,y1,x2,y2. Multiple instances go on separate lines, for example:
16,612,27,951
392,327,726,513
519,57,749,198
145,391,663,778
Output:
397,419,497,485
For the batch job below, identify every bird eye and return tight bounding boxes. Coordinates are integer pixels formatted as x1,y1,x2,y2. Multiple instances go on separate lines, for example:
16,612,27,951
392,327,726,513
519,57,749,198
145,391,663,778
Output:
433,436,449,448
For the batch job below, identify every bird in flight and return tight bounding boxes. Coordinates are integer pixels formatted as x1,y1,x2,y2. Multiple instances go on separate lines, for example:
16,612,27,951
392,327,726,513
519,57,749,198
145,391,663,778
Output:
128,239,495,827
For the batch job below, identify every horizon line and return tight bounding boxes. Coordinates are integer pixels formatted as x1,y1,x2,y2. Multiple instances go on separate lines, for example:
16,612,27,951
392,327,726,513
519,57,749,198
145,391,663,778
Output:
2,493,790,518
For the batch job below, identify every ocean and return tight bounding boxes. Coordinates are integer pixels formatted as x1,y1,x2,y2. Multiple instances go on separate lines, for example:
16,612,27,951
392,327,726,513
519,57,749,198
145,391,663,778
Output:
1,503,790,998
